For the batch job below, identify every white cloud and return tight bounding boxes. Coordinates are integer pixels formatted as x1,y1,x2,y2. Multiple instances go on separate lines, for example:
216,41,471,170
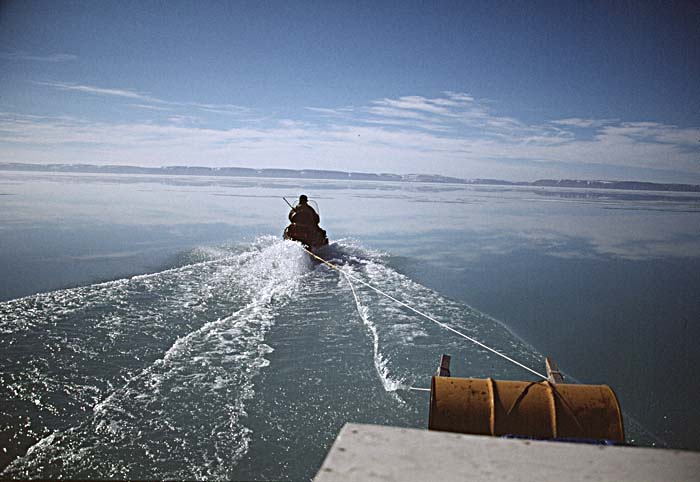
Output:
34,81,157,102
443,91,475,103
597,122,700,146
372,96,454,116
551,118,616,128
366,105,440,123
34,81,251,117
129,104,172,111
1,52,77,62
304,106,354,116
2,89,699,183
185,102,251,116
360,117,451,132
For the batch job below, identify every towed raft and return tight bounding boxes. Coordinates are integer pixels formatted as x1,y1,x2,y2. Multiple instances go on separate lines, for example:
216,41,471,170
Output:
283,195,329,251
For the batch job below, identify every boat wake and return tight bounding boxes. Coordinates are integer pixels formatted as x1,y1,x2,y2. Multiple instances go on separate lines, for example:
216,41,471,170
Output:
319,240,545,391
1,236,654,479
1,237,312,479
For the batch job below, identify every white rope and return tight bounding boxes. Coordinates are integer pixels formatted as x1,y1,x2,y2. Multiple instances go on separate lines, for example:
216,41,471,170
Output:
302,246,548,381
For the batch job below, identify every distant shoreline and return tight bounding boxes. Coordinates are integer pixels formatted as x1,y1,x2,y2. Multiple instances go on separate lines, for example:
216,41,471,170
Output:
1,162,699,193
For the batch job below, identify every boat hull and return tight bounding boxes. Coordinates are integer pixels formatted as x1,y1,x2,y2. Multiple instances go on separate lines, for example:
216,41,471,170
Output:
283,224,329,251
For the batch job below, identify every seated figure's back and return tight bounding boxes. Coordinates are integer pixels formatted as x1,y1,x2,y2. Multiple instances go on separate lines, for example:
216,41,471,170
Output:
292,204,318,226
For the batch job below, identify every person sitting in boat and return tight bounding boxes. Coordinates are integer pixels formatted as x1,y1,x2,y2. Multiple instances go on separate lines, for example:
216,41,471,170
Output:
284,194,328,249
288,194,319,226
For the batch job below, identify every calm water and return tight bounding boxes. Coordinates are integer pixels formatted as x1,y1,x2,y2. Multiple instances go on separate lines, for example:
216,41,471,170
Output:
1,172,699,479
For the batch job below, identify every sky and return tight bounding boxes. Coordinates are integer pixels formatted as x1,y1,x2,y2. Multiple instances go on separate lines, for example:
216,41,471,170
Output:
1,0,699,183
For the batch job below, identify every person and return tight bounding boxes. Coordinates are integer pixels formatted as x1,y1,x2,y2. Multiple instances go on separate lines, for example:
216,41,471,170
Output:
285,194,327,248
288,194,320,226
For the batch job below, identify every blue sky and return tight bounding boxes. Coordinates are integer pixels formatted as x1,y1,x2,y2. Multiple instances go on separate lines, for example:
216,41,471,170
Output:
1,0,699,182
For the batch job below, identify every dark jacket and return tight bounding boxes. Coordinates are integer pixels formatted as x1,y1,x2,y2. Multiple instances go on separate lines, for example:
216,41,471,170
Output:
289,203,320,226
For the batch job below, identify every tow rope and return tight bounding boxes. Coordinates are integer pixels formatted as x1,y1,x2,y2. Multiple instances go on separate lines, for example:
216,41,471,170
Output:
300,245,548,381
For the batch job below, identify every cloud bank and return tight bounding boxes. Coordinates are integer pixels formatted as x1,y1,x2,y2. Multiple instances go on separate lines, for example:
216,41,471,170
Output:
1,84,699,183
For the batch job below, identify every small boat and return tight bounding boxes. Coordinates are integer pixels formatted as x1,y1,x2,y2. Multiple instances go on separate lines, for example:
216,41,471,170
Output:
283,195,329,251
283,223,329,251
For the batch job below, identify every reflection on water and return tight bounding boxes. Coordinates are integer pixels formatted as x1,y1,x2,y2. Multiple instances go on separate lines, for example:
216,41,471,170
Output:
532,187,700,204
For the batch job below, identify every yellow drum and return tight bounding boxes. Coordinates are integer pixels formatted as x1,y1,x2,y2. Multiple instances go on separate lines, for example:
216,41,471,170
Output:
429,377,624,441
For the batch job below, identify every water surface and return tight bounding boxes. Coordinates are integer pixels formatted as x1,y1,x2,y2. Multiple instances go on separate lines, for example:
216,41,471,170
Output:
1,172,698,479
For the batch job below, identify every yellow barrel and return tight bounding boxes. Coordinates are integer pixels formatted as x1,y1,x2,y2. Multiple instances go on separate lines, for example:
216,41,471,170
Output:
429,377,624,441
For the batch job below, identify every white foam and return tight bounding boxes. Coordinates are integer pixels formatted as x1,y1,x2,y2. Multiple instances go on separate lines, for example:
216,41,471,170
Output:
339,263,406,394
1,236,314,479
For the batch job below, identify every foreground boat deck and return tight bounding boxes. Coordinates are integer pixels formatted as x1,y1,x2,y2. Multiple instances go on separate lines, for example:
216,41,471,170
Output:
314,423,700,482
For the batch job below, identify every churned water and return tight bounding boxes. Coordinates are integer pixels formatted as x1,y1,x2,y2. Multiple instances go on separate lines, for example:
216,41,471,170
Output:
1,172,699,479
1,237,547,479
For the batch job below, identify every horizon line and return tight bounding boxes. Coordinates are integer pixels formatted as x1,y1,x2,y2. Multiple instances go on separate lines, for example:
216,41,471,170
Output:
2,161,699,192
